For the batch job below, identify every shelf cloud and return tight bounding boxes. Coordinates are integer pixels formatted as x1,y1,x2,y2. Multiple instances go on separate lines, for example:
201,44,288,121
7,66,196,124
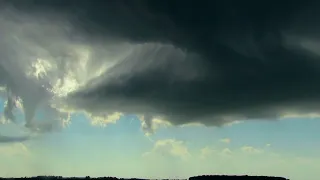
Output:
1,0,320,134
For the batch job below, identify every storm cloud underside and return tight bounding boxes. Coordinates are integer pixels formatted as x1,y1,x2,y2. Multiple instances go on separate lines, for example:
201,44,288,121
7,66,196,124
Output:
1,0,320,134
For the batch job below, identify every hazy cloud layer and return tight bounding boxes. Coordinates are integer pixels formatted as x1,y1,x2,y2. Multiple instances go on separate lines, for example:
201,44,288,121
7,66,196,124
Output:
220,138,231,144
0,142,29,155
143,140,320,179
143,139,190,160
1,1,320,133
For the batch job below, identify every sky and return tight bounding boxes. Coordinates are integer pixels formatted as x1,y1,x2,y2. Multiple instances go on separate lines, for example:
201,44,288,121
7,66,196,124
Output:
1,1,320,180
0,100,320,180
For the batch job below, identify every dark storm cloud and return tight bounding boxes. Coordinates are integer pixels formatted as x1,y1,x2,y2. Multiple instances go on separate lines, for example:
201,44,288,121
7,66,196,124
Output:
0,134,29,143
2,0,320,127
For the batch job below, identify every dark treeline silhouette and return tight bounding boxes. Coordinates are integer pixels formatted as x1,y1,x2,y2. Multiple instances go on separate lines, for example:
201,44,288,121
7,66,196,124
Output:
189,175,289,180
0,175,289,180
